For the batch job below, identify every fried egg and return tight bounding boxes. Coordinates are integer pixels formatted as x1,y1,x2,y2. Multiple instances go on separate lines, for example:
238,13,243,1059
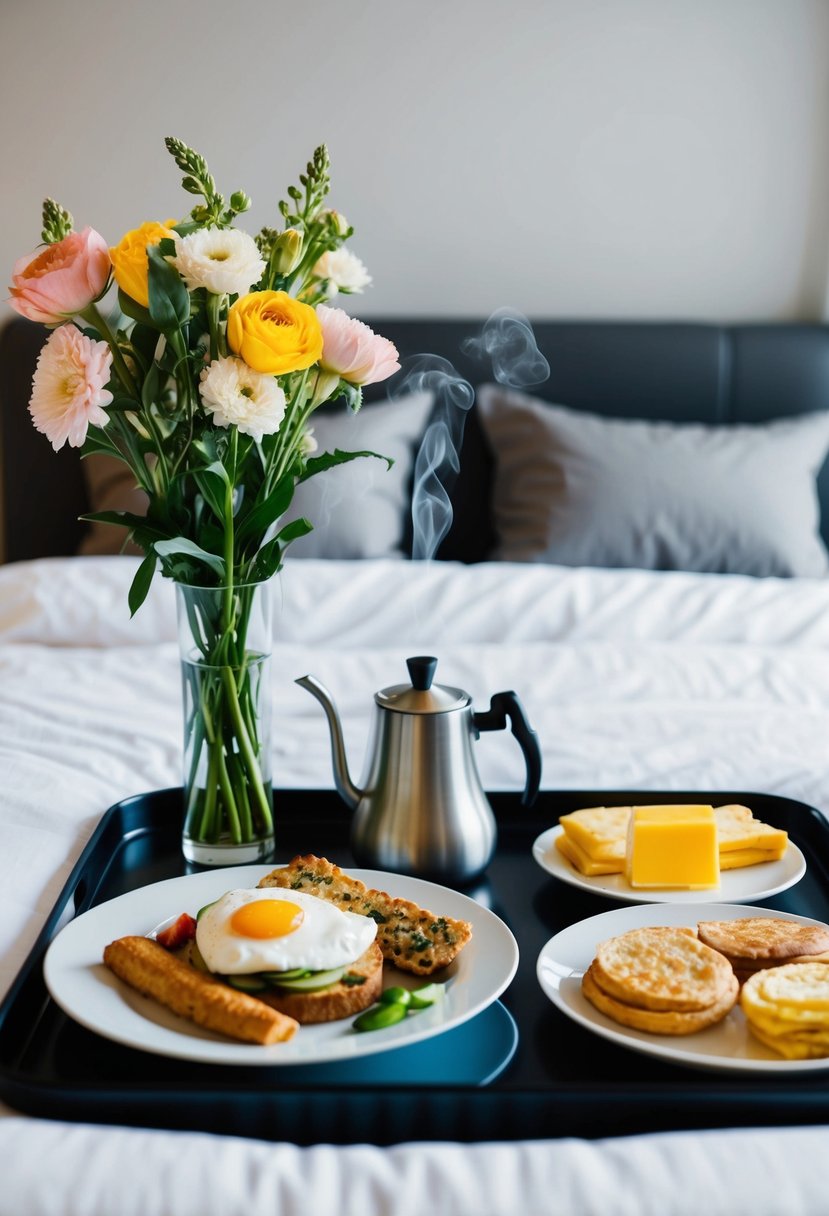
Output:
196,888,377,975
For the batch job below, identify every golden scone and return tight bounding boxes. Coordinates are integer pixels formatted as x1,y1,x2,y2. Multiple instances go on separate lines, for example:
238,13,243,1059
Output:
582,963,739,1035
741,962,829,1058
255,941,383,1023
697,918,829,962
258,855,472,975
103,935,298,1045
593,925,733,1012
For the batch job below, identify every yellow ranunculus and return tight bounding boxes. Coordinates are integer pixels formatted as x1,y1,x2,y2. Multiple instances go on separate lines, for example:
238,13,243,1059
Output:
110,220,176,307
227,291,323,376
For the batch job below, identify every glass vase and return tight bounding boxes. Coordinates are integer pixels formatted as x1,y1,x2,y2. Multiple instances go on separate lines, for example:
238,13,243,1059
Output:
175,578,276,866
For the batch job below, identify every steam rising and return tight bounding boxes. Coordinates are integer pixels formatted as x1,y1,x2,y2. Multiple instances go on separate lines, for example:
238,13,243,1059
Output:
406,308,550,560
461,306,550,387
391,356,474,561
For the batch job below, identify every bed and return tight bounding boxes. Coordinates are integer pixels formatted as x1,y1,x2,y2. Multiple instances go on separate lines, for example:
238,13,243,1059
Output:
3,318,829,1215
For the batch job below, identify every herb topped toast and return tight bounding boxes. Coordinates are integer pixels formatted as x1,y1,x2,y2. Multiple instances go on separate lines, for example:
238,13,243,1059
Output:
258,855,473,975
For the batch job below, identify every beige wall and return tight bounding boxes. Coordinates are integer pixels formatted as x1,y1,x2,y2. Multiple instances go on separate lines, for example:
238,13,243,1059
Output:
1,0,829,322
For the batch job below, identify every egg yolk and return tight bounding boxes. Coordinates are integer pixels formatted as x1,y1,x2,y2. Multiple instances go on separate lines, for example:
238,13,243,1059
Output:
230,899,305,938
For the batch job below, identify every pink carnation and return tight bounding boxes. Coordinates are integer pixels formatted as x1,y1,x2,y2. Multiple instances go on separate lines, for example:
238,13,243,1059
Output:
317,305,400,386
29,324,113,450
9,226,110,325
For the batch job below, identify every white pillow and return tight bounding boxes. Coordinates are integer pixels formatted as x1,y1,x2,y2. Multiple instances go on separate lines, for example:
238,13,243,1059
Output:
477,384,829,577
285,391,433,558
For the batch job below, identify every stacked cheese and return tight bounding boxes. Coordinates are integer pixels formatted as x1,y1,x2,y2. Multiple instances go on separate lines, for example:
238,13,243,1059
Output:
555,803,788,887
741,963,829,1059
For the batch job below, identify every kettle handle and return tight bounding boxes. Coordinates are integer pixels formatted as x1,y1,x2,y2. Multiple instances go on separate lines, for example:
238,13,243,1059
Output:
473,691,542,807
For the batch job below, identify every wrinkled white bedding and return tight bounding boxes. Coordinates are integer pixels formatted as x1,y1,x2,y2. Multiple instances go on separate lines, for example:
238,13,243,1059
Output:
3,555,829,1215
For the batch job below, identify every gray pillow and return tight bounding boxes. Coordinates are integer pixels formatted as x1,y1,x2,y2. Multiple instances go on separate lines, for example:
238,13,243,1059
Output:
476,384,829,577
286,391,433,558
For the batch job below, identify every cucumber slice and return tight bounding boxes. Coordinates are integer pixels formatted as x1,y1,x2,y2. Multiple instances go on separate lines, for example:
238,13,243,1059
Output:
259,969,312,982
197,899,219,921
268,965,346,992
225,974,269,993
408,982,443,1008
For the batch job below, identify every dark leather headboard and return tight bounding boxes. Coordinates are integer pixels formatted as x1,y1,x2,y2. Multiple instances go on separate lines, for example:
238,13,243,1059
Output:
4,316,829,562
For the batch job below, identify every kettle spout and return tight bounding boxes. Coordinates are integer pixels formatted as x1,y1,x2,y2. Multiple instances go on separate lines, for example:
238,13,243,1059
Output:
295,675,362,811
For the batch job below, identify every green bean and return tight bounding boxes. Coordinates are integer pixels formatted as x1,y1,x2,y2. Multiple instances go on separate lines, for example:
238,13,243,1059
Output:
379,986,411,1007
353,1001,409,1033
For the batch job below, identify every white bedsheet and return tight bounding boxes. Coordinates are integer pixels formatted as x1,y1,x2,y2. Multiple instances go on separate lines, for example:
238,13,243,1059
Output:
3,555,829,1214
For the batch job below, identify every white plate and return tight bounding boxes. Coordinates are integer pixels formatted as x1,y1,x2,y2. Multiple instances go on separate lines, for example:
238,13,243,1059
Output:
537,901,829,1074
532,824,806,904
43,864,518,1067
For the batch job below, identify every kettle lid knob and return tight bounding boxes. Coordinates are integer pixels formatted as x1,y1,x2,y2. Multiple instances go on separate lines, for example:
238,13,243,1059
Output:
407,655,438,691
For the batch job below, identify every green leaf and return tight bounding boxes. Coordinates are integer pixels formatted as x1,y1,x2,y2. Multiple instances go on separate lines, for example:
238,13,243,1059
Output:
154,537,225,578
301,448,392,481
141,362,162,411
128,552,158,617
81,510,168,540
236,473,295,546
107,395,142,413
147,245,190,332
194,461,230,524
118,289,158,330
276,517,313,543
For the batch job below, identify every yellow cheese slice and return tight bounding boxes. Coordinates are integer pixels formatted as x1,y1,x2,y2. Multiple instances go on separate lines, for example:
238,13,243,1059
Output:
625,805,720,890
714,804,788,854
719,846,788,871
558,807,630,862
555,832,624,876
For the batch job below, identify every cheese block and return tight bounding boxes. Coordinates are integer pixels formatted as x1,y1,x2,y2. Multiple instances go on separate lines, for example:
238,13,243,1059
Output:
625,805,720,890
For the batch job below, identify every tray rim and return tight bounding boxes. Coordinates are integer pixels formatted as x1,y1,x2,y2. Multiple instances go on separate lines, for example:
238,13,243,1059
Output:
4,785,829,1142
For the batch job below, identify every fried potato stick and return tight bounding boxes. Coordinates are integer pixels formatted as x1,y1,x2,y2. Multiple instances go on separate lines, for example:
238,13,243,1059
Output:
103,936,298,1045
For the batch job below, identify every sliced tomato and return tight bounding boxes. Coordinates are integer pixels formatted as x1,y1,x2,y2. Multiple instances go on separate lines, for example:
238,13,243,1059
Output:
156,913,197,950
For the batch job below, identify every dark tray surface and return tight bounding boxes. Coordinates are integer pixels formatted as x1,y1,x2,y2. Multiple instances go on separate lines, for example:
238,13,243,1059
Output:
3,787,829,1145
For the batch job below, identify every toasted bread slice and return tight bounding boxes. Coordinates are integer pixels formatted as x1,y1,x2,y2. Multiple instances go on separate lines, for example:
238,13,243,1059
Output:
258,855,472,975
255,941,383,1023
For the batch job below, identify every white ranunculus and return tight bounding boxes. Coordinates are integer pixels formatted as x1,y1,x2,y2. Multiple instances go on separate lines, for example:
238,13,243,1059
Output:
170,227,266,296
199,357,286,442
313,247,372,295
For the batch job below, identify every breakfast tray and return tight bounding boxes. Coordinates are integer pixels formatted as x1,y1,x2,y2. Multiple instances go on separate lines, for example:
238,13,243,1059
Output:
3,787,829,1145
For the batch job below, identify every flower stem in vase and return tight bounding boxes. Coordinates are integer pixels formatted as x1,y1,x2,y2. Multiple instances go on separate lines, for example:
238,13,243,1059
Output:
176,579,275,866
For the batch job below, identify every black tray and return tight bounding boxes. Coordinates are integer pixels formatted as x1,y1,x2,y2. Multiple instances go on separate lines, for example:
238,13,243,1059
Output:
3,787,829,1145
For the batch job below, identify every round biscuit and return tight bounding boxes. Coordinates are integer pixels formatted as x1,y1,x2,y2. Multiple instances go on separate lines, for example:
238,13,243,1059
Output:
582,963,739,1035
594,925,733,1012
697,918,829,961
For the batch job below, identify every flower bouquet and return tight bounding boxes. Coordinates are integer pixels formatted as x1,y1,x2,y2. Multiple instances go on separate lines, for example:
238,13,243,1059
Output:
9,138,401,863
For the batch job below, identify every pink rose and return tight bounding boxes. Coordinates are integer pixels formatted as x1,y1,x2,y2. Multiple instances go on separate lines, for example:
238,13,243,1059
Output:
29,324,113,450
9,227,111,325
317,305,400,386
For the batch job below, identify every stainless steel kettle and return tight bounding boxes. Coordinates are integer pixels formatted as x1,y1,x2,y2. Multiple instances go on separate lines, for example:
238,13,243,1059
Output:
296,656,542,882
